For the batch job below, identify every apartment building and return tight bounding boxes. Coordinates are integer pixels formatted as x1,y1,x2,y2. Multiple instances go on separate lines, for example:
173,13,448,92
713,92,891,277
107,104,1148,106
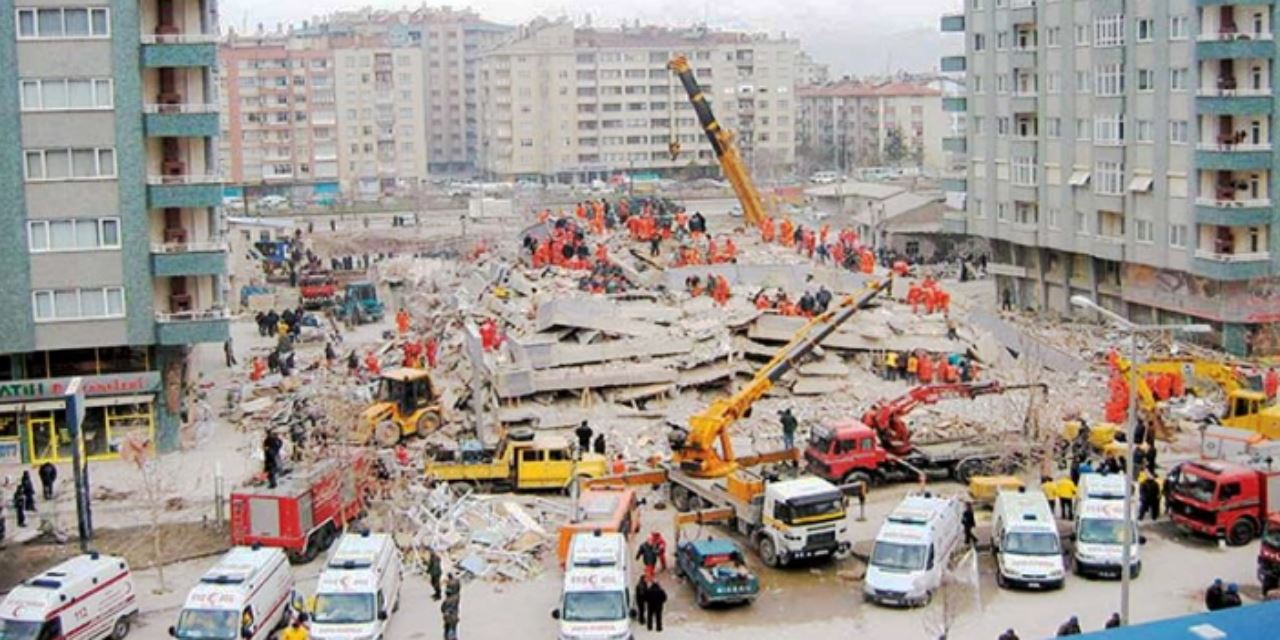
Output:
797,81,946,172
944,0,1280,355
795,50,831,86
477,21,799,183
333,45,428,196
1,0,228,464
220,35,340,202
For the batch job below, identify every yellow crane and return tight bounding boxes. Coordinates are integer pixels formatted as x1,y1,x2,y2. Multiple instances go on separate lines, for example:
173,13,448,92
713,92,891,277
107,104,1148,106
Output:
668,55,768,227
1115,356,1279,439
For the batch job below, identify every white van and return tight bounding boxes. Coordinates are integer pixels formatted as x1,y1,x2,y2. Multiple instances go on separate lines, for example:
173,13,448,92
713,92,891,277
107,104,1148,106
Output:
992,491,1065,590
809,171,840,184
864,493,964,607
310,531,403,640
1072,473,1144,579
170,546,295,640
552,531,633,639
0,553,138,640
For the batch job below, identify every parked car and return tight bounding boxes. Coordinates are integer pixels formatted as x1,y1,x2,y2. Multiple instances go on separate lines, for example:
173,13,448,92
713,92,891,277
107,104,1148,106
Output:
256,195,289,210
674,539,759,608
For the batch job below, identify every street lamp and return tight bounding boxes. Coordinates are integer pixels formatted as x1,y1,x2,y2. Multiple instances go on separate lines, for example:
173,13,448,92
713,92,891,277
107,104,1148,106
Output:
1069,295,1211,625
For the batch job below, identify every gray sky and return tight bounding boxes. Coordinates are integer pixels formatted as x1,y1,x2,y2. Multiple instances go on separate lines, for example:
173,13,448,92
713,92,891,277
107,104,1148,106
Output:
219,0,957,75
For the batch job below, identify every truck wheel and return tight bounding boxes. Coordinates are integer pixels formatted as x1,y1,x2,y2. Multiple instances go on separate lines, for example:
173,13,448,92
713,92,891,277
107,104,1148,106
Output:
757,537,781,568
1227,519,1257,546
842,471,872,491
374,421,401,447
952,458,986,484
697,590,711,609
671,485,692,512
414,411,442,436
111,616,130,639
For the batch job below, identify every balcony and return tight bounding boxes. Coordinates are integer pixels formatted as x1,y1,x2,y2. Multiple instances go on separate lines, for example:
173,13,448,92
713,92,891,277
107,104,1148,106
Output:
140,34,217,68
1010,93,1038,114
1197,35,1276,60
1196,146,1273,170
940,56,966,73
155,309,230,345
1193,250,1273,280
1196,197,1275,225
146,174,222,208
940,13,965,33
143,104,218,137
941,176,968,192
1092,236,1127,262
1010,50,1037,70
151,242,228,277
942,97,967,112
942,136,967,153
942,211,968,235
1196,88,1274,115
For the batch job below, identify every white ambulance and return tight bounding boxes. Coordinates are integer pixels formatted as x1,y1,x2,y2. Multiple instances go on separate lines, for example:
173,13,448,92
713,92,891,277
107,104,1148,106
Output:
310,531,403,640
992,490,1065,590
864,493,964,607
552,531,633,640
170,546,295,640
0,553,138,640
1072,473,1144,579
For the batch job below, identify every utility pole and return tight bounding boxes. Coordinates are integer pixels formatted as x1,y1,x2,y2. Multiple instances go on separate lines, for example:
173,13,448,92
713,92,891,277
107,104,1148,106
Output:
64,378,93,551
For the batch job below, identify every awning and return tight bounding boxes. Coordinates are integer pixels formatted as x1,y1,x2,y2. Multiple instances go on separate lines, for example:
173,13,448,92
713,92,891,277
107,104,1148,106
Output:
85,395,154,408
1129,176,1154,193
0,400,66,413
1068,171,1091,187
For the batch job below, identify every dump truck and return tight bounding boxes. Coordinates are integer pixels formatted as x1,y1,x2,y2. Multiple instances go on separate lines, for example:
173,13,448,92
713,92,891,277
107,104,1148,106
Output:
354,367,444,447
230,453,372,562
425,428,607,491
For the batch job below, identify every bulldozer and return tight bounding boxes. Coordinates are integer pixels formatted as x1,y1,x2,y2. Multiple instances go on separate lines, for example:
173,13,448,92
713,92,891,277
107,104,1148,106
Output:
355,367,444,446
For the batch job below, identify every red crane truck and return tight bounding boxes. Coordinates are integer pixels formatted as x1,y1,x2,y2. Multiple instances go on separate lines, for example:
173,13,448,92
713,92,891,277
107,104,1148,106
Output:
1167,457,1280,546
230,453,372,563
805,382,1046,487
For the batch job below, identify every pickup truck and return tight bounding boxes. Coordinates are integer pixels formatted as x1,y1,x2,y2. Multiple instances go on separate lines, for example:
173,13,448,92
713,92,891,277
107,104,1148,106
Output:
674,539,759,608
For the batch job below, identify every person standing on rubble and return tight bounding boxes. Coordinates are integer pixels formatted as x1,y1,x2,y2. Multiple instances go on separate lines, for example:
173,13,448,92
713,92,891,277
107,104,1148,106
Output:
575,421,594,457
263,431,283,489
441,590,460,640
592,433,606,456
779,408,798,452
427,548,444,600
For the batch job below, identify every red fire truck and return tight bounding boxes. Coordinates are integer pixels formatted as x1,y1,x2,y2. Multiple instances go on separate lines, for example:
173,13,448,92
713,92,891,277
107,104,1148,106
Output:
230,453,372,563
1260,514,1280,593
1167,458,1280,546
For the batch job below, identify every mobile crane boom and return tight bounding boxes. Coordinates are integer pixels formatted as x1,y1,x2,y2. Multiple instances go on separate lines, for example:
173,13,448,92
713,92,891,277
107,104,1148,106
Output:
668,55,768,227
863,382,1049,457
672,278,892,477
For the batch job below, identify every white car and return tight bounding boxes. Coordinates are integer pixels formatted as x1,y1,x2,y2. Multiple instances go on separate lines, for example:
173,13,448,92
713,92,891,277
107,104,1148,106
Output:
256,195,289,210
809,171,840,184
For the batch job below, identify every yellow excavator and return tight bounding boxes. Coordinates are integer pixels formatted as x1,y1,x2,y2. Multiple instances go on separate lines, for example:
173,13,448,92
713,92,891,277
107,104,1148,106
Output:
668,55,768,228
1118,356,1278,439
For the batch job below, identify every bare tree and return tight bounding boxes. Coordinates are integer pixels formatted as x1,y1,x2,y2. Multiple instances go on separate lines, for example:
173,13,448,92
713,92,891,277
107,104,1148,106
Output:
121,435,172,594
922,548,981,640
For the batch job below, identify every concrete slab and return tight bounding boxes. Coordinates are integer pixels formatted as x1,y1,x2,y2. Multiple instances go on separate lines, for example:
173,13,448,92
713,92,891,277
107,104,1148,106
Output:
965,309,1086,373
793,377,847,395
494,363,676,398
749,315,964,353
509,335,694,369
799,359,850,377
662,264,876,294
534,297,664,337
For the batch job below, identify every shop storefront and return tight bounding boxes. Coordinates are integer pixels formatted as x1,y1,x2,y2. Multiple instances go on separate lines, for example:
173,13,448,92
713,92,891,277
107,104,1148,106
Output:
0,372,161,464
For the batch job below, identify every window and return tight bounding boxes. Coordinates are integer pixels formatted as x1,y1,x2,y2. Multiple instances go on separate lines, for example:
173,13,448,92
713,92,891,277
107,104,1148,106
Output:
974,33,986,51
1046,27,1060,47
973,116,984,134
1046,118,1061,138
996,31,1009,50
1136,218,1153,243
1075,24,1090,46
1095,160,1125,195
15,7,109,39
27,218,120,252
1170,68,1189,92
1076,210,1089,235
1048,208,1060,229
1094,15,1125,47
1075,119,1091,141
1096,64,1125,96
1047,73,1061,93
1012,157,1038,186
1170,120,1189,144
23,148,115,181
1169,224,1188,248
1169,16,1190,40
1094,114,1125,145
19,78,113,111
32,287,125,322
1137,69,1155,91
1014,202,1037,225
972,75,983,93
1075,71,1091,93
1136,18,1154,42
996,202,1008,221
1136,120,1154,143
996,117,1009,136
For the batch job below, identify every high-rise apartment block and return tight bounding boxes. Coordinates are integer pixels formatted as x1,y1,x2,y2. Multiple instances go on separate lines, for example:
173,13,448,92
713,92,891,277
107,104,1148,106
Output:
476,21,799,183
944,1,1280,355
333,45,428,196
797,81,946,172
0,0,228,464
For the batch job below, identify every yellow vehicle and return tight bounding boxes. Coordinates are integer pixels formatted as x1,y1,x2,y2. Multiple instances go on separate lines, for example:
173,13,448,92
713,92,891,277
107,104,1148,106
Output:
355,367,444,446
1119,356,1278,439
668,55,767,227
424,429,607,491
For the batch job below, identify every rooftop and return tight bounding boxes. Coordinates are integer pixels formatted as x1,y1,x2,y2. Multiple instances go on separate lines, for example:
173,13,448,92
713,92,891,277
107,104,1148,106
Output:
798,81,941,99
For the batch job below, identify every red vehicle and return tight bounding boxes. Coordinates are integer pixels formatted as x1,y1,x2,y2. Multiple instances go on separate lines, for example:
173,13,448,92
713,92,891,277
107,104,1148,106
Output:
805,382,1045,487
1260,515,1280,593
299,271,337,309
1167,458,1280,546
230,453,372,563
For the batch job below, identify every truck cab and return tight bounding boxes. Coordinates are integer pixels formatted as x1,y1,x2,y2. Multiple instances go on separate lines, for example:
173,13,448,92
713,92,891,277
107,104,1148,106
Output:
425,430,607,491
1072,474,1142,579
298,272,337,309
992,491,1064,590
310,532,402,640
864,494,964,607
805,420,889,486
1260,515,1280,593
757,476,851,567
1221,390,1280,439
1168,460,1280,546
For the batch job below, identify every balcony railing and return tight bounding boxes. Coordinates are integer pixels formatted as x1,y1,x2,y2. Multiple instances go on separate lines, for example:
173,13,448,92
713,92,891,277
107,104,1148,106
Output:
152,241,228,253
1197,87,1272,97
156,308,229,323
1197,32,1274,42
147,174,222,185
1195,249,1271,262
1198,141,1272,152
143,103,217,114
1196,197,1272,208
140,33,218,44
